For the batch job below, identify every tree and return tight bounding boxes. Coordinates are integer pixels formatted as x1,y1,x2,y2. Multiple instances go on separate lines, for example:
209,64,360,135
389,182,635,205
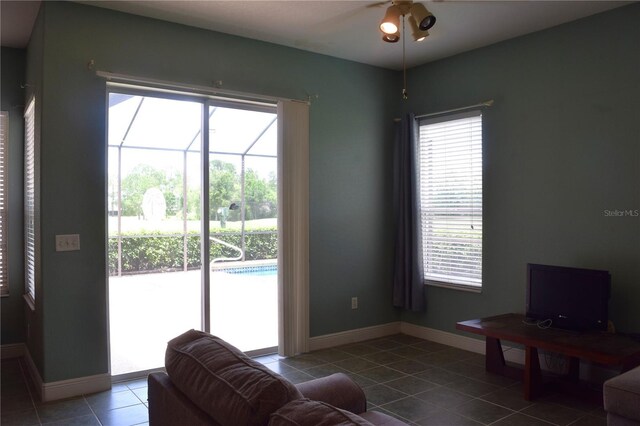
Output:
121,165,165,216
162,170,183,216
118,160,277,224
120,164,182,217
209,160,240,224
186,188,201,220
244,168,277,220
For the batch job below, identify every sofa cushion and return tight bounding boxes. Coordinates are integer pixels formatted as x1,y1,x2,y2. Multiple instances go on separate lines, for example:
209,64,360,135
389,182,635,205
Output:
269,399,374,426
604,366,640,422
165,329,302,426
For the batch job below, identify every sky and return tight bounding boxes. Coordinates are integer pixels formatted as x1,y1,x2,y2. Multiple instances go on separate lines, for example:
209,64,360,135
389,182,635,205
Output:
107,93,278,185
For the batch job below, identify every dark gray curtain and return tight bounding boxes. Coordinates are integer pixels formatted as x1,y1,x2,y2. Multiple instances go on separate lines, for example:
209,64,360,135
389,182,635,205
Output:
392,113,425,311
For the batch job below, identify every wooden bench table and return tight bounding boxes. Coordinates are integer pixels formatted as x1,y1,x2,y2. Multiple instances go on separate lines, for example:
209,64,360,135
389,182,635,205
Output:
456,313,640,402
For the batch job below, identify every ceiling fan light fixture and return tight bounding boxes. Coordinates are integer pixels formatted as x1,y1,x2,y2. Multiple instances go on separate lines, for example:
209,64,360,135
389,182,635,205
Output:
382,31,400,43
410,2,436,31
377,1,437,100
408,15,429,42
380,5,401,35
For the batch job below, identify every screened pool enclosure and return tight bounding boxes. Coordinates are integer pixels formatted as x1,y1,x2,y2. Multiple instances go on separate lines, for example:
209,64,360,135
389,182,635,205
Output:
108,90,279,376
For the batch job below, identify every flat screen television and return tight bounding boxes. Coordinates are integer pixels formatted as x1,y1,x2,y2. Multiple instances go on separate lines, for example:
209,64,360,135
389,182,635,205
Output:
526,263,611,331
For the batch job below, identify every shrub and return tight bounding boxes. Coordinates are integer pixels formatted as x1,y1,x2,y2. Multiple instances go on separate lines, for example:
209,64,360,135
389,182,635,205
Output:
109,227,277,275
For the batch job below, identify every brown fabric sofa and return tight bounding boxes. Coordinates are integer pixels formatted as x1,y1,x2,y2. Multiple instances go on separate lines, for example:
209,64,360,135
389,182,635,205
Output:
604,365,640,425
148,330,407,426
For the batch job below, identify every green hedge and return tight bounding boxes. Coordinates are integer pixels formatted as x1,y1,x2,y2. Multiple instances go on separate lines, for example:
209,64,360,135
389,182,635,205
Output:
109,228,277,275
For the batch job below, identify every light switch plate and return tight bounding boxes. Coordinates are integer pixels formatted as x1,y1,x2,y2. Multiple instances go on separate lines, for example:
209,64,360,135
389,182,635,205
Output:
56,234,80,251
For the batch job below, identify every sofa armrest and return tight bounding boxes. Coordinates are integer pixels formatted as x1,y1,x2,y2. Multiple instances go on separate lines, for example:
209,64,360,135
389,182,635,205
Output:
148,372,218,426
295,373,367,414
604,366,640,424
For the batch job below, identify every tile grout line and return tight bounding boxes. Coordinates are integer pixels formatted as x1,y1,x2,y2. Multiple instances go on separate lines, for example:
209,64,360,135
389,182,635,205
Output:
280,337,599,426
83,393,106,426
309,341,526,425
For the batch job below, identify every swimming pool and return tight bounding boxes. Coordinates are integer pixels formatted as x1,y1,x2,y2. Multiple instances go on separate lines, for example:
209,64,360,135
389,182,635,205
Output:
222,264,277,276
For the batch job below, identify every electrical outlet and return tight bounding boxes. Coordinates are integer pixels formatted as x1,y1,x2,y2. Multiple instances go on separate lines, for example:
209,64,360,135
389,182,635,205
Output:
56,234,80,251
351,297,358,310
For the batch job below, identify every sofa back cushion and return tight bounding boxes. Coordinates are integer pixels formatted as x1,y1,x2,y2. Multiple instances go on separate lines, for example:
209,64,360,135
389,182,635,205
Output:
269,399,375,426
165,330,302,426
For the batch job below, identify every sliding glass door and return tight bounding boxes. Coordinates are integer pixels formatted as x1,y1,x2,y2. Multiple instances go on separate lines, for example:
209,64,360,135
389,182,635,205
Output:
107,88,279,376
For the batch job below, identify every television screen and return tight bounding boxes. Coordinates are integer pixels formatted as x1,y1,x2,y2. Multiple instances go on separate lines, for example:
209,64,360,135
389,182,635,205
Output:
526,263,610,331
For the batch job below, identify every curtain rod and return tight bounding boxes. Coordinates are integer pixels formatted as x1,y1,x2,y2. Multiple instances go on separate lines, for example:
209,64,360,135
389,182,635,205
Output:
95,70,311,105
394,99,494,121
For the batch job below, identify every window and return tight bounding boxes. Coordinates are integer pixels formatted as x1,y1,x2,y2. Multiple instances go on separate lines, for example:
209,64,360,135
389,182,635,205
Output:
417,111,483,290
0,112,8,296
24,98,36,305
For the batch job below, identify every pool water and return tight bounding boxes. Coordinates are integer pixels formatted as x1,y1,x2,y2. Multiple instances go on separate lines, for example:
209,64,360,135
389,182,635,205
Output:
224,265,277,276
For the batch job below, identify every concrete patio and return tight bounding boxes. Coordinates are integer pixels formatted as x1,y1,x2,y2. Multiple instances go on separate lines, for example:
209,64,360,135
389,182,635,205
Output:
109,266,278,376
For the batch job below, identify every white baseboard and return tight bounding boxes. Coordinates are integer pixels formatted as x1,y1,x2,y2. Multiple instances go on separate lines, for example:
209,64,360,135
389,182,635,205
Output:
400,322,486,354
1,343,26,359
400,321,618,383
309,322,401,351
310,320,617,384
23,347,111,402
24,349,44,401
41,373,111,401
11,320,619,402
399,321,524,365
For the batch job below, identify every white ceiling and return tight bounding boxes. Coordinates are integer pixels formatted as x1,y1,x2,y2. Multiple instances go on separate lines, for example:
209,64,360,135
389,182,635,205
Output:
2,1,632,70
0,1,41,49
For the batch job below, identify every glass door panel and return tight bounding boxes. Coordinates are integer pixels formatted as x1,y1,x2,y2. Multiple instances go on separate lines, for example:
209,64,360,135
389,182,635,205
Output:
108,93,203,375
208,104,278,353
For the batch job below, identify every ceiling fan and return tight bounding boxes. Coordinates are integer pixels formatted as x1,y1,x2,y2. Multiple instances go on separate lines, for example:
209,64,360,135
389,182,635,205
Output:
376,0,436,43
372,1,437,99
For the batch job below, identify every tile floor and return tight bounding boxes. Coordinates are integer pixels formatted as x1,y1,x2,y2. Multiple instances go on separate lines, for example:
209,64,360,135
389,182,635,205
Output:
1,334,607,425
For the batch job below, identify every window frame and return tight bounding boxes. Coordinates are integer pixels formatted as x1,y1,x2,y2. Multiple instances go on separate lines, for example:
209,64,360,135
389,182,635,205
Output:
0,111,8,297
416,110,483,292
24,97,37,309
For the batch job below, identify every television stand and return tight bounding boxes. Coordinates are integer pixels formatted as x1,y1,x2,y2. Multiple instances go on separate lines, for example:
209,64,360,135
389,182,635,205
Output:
456,313,640,402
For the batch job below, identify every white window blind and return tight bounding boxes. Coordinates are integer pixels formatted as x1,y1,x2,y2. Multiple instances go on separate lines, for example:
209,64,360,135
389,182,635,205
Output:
418,111,483,289
25,99,36,304
0,112,8,296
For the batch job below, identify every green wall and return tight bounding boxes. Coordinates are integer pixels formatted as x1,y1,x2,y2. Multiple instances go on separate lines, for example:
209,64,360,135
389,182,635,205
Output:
18,0,639,384
402,4,640,334
26,1,399,382
23,6,45,376
0,47,26,345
